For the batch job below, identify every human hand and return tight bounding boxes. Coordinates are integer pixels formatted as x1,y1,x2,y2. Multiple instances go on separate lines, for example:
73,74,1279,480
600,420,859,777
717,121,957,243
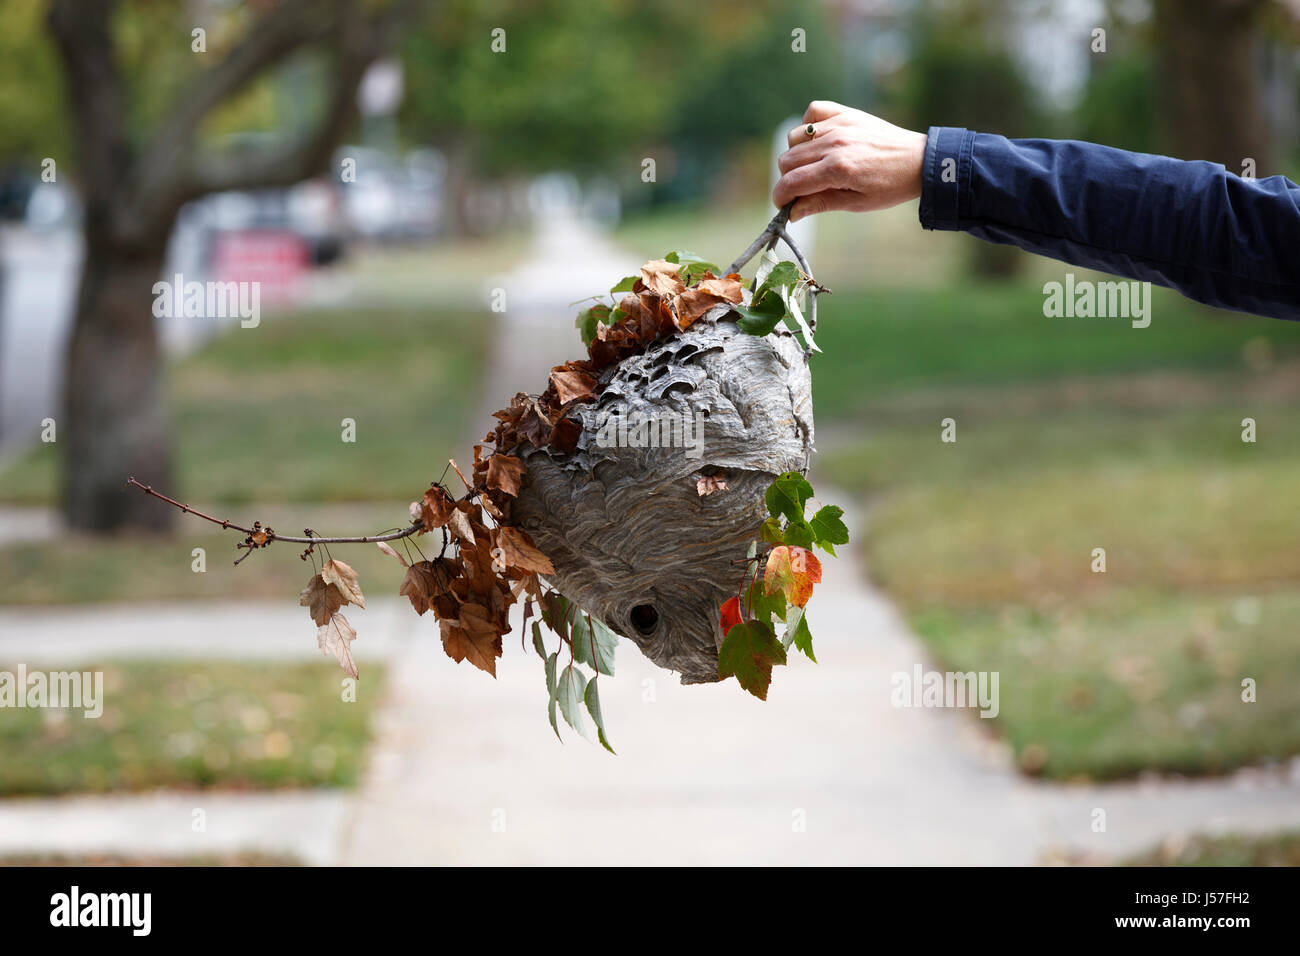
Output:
773,101,928,222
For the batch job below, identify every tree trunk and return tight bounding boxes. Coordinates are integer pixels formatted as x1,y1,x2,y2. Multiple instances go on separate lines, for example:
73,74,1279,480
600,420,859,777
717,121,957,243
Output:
61,238,174,532
1152,0,1274,172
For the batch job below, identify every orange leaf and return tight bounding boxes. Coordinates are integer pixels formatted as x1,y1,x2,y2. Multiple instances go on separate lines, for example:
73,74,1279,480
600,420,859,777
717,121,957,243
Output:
763,545,823,607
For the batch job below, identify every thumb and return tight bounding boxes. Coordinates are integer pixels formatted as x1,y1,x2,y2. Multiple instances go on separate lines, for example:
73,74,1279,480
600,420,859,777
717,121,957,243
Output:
789,189,854,222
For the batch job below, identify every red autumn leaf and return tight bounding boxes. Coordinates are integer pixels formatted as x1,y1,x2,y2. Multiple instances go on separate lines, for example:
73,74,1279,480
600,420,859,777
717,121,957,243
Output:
719,595,742,635
763,545,823,607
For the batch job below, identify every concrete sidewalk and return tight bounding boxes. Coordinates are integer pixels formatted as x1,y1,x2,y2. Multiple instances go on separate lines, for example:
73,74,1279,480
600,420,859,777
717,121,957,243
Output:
338,505,1300,865
0,791,346,866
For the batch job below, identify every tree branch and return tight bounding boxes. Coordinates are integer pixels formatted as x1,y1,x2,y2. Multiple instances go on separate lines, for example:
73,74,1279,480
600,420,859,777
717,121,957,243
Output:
728,201,825,333
133,0,339,214
126,477,421,546
138,0,427,232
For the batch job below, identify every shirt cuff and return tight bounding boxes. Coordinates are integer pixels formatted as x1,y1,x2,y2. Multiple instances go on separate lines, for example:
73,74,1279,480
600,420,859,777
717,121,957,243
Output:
919,126,977,231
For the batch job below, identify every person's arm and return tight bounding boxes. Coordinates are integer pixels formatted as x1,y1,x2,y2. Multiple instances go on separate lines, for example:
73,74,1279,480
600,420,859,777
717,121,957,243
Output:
774,101,1300,322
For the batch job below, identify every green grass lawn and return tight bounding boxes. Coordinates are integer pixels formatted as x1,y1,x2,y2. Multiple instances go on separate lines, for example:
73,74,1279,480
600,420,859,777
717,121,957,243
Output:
0,304,490,506
811,281,1300,420
0,659,382,796
817,280,1300,781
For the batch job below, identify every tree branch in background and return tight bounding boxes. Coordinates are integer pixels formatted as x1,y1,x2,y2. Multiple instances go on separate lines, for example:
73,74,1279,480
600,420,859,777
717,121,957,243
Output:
46,0,133,245
143,0,426,232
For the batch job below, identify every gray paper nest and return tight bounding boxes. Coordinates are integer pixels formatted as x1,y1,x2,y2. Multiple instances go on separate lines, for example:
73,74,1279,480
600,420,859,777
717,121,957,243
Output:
511,204,820,684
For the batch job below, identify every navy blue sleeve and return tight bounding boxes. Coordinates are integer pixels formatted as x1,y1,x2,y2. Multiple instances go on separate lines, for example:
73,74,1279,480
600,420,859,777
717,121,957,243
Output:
918,125,1300,321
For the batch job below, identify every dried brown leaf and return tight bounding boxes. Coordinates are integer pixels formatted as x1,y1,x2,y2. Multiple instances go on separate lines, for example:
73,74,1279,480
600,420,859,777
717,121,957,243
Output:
494,526,556,576
317,611,358,679
299,573,345,627
485,454,527,497
321,559,365,609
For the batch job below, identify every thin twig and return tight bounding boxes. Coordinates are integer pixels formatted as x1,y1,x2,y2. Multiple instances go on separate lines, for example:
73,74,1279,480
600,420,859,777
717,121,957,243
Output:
726,201,793,275
727,200,824,334
126,477,422,545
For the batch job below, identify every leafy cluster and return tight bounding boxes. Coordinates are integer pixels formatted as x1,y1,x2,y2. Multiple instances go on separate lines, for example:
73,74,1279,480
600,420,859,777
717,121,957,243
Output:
275,249,834,749
717,472,850,700
575,251,745,354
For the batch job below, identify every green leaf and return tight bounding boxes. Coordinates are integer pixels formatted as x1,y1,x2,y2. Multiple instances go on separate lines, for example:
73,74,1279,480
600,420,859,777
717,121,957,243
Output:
783,517,814,550
610,275,638,294
783,606,816,662
545,651,562,741
733,301,785,337
745,579,786,623
761,260,800,295
718,620,786,700
575,304,610,347
809,504,849,556
765,471,814,523
556,663,590,740
532,620,546,660
584,676,616,754
760,516,785,545
746,538,759,560
665,250,712,266
571,610,618,676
